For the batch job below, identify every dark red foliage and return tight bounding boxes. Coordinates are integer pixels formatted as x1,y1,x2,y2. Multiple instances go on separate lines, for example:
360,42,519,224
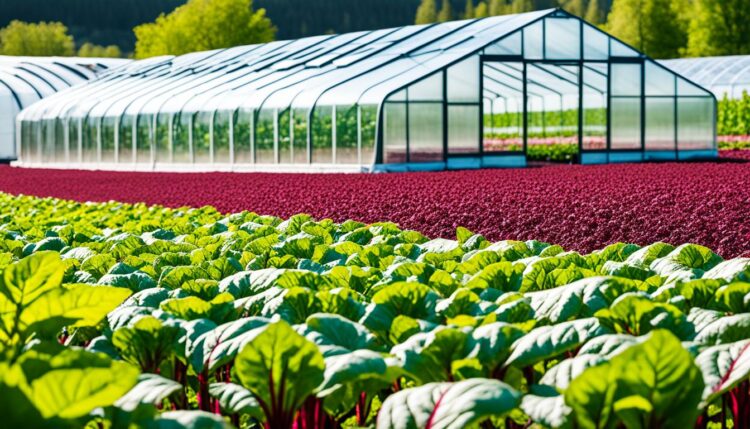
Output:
1,154,749,258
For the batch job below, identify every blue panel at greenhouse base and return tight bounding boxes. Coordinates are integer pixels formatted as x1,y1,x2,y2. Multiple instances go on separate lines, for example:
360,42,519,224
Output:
608,151,645,163
482,155,527,168
580,152,608,165
447,157,482,170
643,151,677,161
678,150,718,161
372,162,446,173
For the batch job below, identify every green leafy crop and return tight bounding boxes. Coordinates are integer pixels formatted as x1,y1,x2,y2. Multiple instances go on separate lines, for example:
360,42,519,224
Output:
0,192,748,428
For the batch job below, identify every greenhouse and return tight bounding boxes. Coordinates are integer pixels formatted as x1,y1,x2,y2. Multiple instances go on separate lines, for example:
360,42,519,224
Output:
15,8,716,172
0,56,128,160
661,55,750,100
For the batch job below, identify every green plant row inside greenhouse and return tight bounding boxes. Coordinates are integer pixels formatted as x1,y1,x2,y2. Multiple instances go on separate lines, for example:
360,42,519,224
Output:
15,8,717,172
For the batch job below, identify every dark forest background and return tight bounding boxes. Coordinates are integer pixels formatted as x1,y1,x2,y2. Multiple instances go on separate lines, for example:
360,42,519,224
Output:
0,0,570,53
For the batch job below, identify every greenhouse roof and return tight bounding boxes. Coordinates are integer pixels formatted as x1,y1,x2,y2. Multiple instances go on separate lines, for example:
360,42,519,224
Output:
661,55,750,99
0,56,128,110
21,9,558,121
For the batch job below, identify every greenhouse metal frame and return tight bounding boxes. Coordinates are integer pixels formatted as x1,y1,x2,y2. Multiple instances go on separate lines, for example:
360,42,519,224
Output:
661,55,750,100
15,8,717,172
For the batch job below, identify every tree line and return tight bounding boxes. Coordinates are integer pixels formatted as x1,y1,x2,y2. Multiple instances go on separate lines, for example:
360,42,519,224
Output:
416,0,750,59
0,0,748,59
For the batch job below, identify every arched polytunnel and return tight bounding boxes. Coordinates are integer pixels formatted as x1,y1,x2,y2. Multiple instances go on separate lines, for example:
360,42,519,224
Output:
0,56,129,160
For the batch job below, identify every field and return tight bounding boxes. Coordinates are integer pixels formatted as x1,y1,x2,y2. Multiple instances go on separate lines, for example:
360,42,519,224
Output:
1,152,750,429
1,152,749,258
0,191,749,429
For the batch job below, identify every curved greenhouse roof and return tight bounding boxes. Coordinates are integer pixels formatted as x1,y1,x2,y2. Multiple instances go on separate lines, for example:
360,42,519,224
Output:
0,56,129,159
16,9,716,172
660,55,750,100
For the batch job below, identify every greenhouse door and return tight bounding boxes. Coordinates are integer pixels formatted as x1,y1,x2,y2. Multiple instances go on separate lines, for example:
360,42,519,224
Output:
481,61,526,162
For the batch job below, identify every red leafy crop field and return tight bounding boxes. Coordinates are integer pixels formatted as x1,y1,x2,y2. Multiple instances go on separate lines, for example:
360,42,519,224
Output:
0,155,749,257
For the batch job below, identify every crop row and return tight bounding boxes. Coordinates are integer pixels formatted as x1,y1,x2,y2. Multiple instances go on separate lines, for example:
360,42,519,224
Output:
1,156,749,258
1,193,750,428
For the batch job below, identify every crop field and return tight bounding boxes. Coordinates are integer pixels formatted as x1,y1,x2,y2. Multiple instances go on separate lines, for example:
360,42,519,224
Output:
1,154,749,258
1,193,750,428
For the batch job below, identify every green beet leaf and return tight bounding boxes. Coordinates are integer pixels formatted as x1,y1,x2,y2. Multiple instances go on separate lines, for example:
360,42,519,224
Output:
565,330,703,429
376,378,520,429
234,320,325,428
112,316,181,372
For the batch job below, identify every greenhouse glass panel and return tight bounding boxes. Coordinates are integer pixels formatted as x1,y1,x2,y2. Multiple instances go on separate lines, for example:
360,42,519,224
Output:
583,26,608,60
234,109,253,164
383,102,407,164
312,106,333,164
544,18,580,60
335,105,358,164
278,109,292,164
610,97,641,150
448,105,479,154
523,21,543,60
101,117,116,163
194,111,212,163
136,114,153,164
42,119,55,162
484,31,521,56
610,39,640,57
82,117,97,163
408,103,443,162
119,116,134,164
677,97,714,150
678,77,711,96
448,57,479,103
582,66,607,150
54,119,66,161
255,109,275,164
360,105,377,165
172,114,190,163
645,97,675,150
214,110,232,164
293,108,308,164
611,64,642,96
155,113,171,163
20,121,34,162
645,62,675,96
409,73,443,101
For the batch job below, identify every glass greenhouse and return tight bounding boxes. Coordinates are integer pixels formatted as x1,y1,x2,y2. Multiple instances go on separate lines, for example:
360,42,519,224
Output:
0,56,128,160
661,55,750,100
16,9,716,172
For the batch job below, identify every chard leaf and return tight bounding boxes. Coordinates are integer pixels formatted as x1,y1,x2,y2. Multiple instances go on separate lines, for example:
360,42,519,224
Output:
234,320,325,427
695,339,750,404
376,378,520,429
115,373,182,412
208,382,263,418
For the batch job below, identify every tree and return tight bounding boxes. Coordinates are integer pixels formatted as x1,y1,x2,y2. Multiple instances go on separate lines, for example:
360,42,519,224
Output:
438,0,453,22
606,0,687,59
464,0,475,19
415,0,438,24
560,0,586,17
510,0,534,13
0,20,74,56
584,0,607,24
475,1,489,17
686,0,750,56
489,0,507,16
134,0,275,59
78,42,122,58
